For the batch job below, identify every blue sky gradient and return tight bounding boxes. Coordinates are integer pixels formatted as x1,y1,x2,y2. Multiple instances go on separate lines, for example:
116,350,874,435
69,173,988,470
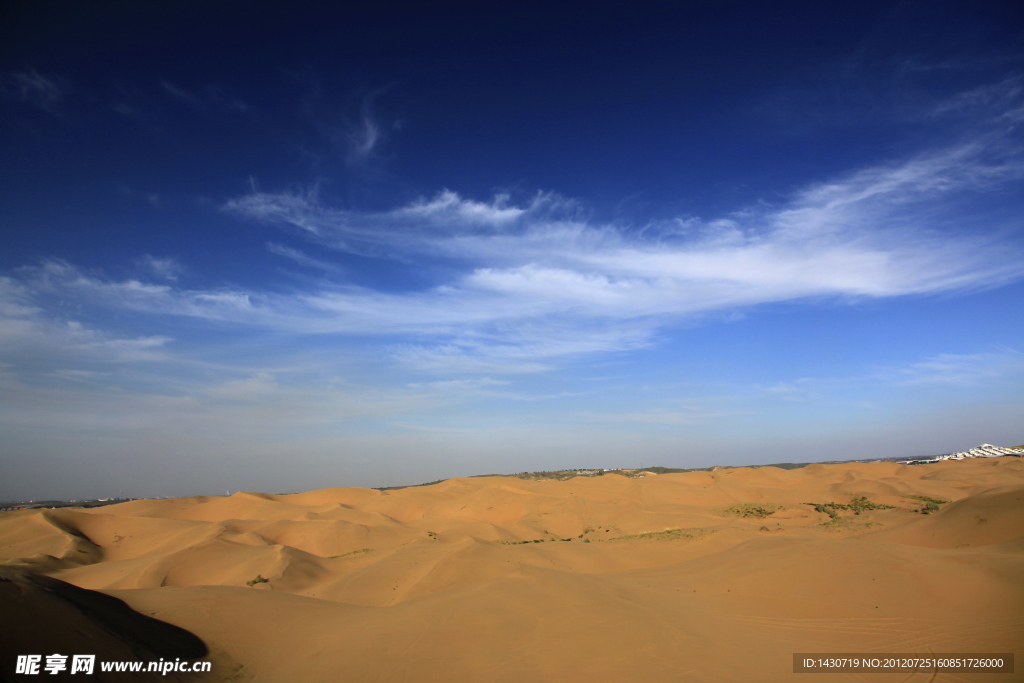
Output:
2,0,1023,499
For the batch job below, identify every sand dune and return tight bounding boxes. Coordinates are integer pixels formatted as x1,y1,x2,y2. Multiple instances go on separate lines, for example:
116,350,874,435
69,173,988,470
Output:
0,566,211,682
2,457,1022,681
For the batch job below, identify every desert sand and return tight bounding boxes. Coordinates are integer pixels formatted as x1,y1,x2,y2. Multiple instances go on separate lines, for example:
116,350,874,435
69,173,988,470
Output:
2,457,1022,682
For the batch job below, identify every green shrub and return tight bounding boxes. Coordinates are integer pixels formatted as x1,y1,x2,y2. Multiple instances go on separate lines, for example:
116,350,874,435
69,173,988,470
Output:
907,495,948,513
328,548,372,558
246,574,268,587
804,496,893,524
847,496,894,514
610,528,715,542
722,503,782,518
907,495,949,505
806,503,840,520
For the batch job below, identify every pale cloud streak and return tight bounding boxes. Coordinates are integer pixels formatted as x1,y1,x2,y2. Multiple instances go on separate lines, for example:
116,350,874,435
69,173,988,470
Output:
160,80,252,112
345,109,380,163
334,89,400,168
160,80,201,105
223,188,566,253
890,348,1024,387
0,276,171,368
266,242,344,274
762,378,820,402
575,408,740,426
136,255,184,281
0,69,66,112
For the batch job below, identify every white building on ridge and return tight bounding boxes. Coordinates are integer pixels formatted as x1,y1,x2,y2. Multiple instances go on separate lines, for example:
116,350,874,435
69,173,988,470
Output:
902,443,1024,464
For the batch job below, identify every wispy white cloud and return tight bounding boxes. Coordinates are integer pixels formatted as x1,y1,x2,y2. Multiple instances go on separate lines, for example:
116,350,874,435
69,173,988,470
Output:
266,242,343,274
333,89,398,167
24,123,1024,373
391,343,553,375
204,84,252,113
160,80,252,112
0,368,428,440
761,378,820,402
0,277,434,442
931,75,1024,121
402,376,583,402
748,348,1024,406
226,114,1024,307
7,81,1024,378
223,188,571,255
0,278,41,318
47,368,115,385
136,254,184,281
0,69,66,112
0,281,171,368
575,407,740,425
384,319,657,375
26,259,256,322
890,347,1024,387
395,190,530,226
407,377,508,391
223,126,1024,341
346,109,380,163
160,79,201,105
197,372,416,419
116,184,165,208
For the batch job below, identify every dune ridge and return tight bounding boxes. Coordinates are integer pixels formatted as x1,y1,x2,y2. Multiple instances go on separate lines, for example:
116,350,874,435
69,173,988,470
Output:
2,457,1022,681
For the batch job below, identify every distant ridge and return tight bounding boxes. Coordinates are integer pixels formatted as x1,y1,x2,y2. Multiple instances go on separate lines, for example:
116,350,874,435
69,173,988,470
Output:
6,443,1022,503
376,443,1023,489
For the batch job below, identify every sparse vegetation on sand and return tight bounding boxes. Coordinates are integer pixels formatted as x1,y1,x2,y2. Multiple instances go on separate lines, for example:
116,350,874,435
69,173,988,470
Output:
498,527,716,544
609,528,716,542
328,548,373,559
509,468,660,481
720,503,784,518
804,496,894,525
245,574,268,587
906,495,949,514
907,495,948,505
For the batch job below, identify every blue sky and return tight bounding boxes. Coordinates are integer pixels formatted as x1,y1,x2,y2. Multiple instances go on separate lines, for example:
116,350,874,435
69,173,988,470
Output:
2,1,1023,500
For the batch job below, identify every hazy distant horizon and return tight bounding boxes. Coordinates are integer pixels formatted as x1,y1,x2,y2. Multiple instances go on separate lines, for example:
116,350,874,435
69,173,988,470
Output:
2,1,1023,501
5,429,1023,503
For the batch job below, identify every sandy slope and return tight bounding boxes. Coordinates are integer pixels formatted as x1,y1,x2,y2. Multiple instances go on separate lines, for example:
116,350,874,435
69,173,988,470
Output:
2,457,1022,682
0,566,212,682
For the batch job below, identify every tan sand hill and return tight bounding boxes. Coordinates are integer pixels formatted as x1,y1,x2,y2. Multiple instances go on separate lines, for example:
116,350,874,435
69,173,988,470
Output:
2,457,1022,681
